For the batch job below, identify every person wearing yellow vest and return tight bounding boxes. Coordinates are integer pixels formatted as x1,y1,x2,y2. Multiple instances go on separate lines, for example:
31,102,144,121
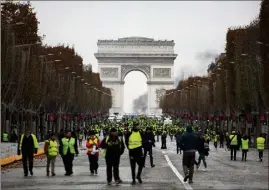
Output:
125,122,144,185
2,132,9,142
17,129,39,177
78,132,83,147
213,134,218,150
86,130,101,175
44,133,58,176
100,128,125,185
241,135,249,161
59,131,79,176
229,131,238,161
256,134,265,162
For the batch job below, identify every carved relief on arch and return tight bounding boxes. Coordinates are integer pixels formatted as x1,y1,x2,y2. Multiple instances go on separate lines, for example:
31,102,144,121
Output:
121,65,150,81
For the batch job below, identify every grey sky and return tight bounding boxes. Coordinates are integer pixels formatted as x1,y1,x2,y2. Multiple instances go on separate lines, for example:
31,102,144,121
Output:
31,1,261,113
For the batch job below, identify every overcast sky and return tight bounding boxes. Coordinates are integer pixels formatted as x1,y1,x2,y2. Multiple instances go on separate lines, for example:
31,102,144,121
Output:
31,1,261,113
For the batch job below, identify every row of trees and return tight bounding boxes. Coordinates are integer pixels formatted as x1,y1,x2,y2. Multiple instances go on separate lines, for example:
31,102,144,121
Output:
160,0,269,140
1,1,112,139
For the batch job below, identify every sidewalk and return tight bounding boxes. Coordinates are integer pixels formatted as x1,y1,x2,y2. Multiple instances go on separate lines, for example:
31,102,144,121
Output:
1,142,45,166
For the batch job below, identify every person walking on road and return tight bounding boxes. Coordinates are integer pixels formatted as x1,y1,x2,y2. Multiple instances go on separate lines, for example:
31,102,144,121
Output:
241,135,249,161
219,132,224,148
17,129,39,177
229,131,238,161
101,127,125,185
86,130,101,175
256,134,265,162
125,122,144,185
59,131,79,176
143,127,156,168
78,132,83,147
175,130,182,154
179,126,198,184
161,131,167,149
195,133,208,171
44,133,58,176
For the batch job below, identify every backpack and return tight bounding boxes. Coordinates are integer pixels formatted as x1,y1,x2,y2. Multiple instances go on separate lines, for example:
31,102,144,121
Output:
101,136,121,158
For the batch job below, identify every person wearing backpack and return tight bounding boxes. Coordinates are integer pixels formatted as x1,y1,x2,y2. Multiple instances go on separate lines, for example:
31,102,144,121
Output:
44,133,58,176
101,127,125,185
229,131,238,161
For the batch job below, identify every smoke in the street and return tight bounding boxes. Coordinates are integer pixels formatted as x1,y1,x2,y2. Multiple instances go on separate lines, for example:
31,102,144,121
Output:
132,92,148,114
195,50,218,61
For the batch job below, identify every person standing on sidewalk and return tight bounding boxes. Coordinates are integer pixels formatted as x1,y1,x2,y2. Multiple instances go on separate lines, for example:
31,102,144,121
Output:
179,126,198,184
229,131,238,161
241,135,249,161
44,133,58,176
59,131,79,176
101,128,125,185
125,122,144,185
256,134,265,162
17,129,39,177
143,127,155,168
86,130,101,175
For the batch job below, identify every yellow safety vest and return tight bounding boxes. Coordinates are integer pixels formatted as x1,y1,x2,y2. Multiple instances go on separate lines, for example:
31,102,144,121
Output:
78,134,83,140
214,136,218,142
241,139,249,150
3,133,8,142
48,140,58,157
229,135,237,145
257,137,265,150
61,137,75,155
128,131,142,149
19,134,39,150
88,138,98,152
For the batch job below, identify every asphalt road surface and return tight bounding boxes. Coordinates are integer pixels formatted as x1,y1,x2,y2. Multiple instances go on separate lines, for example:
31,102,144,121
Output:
1,138,268,190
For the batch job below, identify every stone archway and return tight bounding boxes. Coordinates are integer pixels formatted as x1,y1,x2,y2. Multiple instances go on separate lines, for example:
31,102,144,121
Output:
95,37,177,115
121,65,150,81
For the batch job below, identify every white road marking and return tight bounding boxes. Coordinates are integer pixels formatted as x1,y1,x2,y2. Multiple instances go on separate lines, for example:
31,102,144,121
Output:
164,154,193,190
162,151,166,154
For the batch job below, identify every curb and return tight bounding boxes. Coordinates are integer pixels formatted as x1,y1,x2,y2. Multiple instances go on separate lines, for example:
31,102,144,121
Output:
1,149,45,166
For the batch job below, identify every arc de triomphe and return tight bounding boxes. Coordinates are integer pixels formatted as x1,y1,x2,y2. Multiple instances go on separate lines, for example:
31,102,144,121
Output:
94,37,177,115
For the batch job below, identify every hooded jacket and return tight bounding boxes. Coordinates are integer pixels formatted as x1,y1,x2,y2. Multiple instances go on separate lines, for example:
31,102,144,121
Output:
179,126,199,152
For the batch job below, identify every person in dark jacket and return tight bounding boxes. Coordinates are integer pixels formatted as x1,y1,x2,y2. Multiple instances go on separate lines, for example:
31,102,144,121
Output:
101,128,125,185
161,131,167,149
17,129,39,177
194,134,208,170
219,132,224,148
175,131,182,154
58,129,65,141
179,126,199,184
125,122,144,185
10,130,18,143
143,127,156,168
